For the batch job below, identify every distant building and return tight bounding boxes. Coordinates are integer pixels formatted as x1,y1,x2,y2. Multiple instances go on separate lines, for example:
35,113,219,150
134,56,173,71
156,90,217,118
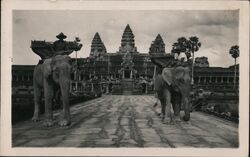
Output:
118,24,138,54
149,34,165,56
12,65,34,95
89,32,107,60
194,56,209,67
194,65,239,93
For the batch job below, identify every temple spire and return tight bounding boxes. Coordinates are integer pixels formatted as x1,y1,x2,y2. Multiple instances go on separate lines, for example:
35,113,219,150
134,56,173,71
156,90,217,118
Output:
90,32,107,59
149,34,165,56
118,24,138,54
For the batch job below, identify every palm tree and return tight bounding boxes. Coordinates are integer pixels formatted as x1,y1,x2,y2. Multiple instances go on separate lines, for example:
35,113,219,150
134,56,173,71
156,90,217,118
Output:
171,37,188,56
229,45,239,88
186,36,201,85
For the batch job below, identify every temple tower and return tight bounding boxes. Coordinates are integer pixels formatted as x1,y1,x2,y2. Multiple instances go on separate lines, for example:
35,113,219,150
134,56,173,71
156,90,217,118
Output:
118,24,138,54
149,34,165,56
89,32,107,60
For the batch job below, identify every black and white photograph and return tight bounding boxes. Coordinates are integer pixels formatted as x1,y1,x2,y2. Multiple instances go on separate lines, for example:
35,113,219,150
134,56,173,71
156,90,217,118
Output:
1,0,249,156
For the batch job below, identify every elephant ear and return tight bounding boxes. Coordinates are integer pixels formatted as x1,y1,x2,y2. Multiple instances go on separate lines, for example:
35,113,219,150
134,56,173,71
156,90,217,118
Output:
162,68,173,86
154,74,164,91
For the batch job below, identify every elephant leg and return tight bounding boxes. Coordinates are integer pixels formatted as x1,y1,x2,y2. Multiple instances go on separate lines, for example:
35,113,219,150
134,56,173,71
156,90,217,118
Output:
173,103,181,123
164,90,173,124
182,96,190,121
54,87,61,109
32,84,41,122
58,77,71,126
160,98,166,121
172,93,181,123
43,77,54,127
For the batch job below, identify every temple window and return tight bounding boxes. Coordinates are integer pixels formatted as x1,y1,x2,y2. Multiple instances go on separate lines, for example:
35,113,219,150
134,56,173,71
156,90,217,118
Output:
211,77,215,83
217,77,222,83
13,75,17,81
200,77,204,83
223,77,227,83
236,77,239,83
229,77,233,82
18,75,22,81
71,73,74,80
24,75,28,81
194,77,198,83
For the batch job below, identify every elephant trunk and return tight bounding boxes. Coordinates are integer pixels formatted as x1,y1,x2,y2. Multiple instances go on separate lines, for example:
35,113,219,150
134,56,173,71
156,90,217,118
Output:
182,97,190,121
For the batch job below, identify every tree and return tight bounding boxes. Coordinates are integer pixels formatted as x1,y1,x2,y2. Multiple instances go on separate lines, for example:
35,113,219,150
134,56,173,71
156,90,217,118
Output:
171,37,188,55
186,36,201,85
229,45,239,88
171,36,201,85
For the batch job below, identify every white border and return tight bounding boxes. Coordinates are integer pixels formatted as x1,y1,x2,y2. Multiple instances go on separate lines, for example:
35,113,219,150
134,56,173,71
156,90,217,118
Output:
1,0,249,156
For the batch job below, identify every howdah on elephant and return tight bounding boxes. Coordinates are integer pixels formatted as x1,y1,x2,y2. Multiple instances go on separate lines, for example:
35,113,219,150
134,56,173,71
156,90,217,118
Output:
154,66,191,123
32,55,72,126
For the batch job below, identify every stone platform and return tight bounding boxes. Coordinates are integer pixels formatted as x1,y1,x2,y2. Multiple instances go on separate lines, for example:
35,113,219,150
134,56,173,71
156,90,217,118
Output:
12,95,238,147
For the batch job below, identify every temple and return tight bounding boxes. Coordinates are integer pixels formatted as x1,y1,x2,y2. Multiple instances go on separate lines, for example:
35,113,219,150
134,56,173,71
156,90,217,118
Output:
89,32,107,60
149,34,165,56
118,24,138,54
12,24,239,96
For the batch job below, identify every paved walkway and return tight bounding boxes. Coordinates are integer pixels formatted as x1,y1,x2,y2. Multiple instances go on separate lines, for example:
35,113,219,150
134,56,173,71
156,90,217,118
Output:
12,95,238,147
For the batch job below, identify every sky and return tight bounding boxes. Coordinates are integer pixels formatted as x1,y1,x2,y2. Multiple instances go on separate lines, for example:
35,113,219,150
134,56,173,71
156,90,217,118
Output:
13,10,239,67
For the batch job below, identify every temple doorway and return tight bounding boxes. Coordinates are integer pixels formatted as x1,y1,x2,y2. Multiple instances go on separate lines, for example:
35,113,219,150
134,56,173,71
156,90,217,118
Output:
124,68,131,79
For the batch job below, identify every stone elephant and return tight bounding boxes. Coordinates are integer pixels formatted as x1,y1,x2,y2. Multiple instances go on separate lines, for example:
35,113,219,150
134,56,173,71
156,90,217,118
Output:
32,55,72,126
154,66,191,123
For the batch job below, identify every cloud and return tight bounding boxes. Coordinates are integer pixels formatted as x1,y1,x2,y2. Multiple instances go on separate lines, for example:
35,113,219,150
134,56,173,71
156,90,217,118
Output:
13,10,239,67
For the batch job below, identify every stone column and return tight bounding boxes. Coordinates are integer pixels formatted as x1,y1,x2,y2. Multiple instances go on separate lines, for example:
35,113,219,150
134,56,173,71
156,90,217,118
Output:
91,83,94,92
106,83,109,94
130,70,133,79
198,76,201,83
74,71,77,81
69,81,72,93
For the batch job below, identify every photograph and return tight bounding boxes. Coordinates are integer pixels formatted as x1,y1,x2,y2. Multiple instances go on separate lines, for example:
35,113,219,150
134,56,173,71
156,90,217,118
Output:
1,0,249,156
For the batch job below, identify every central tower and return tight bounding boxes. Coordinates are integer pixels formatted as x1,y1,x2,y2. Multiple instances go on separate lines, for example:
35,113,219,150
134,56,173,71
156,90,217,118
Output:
118,24,138,54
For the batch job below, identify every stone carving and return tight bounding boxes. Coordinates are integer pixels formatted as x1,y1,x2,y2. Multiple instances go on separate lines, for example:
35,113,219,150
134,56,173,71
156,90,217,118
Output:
121,51,134,68
31,33,82,127
119,51,137,79
31,32,82,60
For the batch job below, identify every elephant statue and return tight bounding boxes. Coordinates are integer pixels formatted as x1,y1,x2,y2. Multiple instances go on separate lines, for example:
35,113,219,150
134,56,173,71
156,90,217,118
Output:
154,66,191,123
32,55,72,127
